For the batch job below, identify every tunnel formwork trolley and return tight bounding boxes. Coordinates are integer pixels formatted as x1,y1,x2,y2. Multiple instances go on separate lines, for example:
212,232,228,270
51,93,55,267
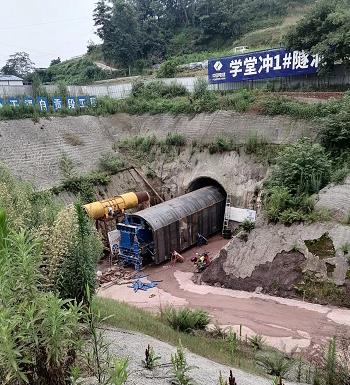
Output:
117,186,225,269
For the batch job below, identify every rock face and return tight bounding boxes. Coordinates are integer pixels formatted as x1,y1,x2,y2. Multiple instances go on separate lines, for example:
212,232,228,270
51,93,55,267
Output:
202,248,306,297
315,176,350,220
202,222,350,291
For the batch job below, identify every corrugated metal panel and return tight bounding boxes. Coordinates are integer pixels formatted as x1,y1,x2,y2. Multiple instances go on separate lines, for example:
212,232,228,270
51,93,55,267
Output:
131,186,224,231
130,186,225,263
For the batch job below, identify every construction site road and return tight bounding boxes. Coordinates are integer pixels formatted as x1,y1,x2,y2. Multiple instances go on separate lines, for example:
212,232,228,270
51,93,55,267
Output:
99,236,350,355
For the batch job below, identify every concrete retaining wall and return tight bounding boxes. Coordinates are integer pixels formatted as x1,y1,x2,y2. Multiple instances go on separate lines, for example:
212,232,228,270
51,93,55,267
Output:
0,112,317,191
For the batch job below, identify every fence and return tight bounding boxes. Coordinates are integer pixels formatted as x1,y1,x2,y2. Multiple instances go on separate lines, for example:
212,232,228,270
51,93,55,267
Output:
0,65,348,99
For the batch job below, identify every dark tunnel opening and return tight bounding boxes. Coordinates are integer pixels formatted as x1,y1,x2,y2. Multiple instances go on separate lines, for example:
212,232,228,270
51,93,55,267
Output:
187,177,227,198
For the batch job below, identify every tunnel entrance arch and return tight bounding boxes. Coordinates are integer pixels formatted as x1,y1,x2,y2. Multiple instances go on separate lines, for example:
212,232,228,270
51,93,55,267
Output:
187,177,227,198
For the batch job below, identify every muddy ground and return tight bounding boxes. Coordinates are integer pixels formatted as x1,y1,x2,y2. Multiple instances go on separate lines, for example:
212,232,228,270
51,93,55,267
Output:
98,235,350,356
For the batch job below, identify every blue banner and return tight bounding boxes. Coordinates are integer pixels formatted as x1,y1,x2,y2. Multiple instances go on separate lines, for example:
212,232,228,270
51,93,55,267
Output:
52,97,63,111
37,97,49,112
208,48,321,84
8,97,20,107
77,96,88,108
24,97,35,106
0,95,98,111
89,96,97,107
66,96,76,110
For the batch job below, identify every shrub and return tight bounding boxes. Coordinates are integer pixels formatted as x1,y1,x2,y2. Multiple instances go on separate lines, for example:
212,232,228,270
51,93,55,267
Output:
263,186,293,222
208,137,237,154
241,219,255,232
331,166,349,184
193,91,220,112
171,342,196,385
55,171,111,203
59,152,76,180
279,209,306,225
192,77,209,99
131,80,188,99
0,227,83,385
248,335,265,351
244,133,267,155
164,306,210,333
222,89,255,112
57,203,103,304
320,104,350,155
269,138,331,195
343,212,350,225
157,60,178,78
142,344,161,370
0,165,60,231
256,352,291,378
98,152,125,174
165,132,186,146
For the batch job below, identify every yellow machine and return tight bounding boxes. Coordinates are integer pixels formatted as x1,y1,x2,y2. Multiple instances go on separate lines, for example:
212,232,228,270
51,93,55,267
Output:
83,191,149,220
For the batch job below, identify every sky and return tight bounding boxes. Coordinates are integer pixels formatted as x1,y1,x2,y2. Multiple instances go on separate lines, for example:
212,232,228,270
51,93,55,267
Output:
0,0,101,68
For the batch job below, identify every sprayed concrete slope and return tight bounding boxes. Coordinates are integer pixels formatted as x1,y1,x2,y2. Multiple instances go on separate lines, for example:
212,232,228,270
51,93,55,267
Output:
0,112,317,190
203,221,350,288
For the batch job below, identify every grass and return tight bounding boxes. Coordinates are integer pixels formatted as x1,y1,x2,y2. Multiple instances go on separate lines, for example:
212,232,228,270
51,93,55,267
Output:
98,152,125,174
52,171,111,203
163,306,210,333
1,86,348,123
96,298,273,376
294,273,350,307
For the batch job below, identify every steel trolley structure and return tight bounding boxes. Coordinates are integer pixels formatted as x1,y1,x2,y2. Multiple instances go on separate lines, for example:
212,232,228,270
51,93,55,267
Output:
117,186,225,269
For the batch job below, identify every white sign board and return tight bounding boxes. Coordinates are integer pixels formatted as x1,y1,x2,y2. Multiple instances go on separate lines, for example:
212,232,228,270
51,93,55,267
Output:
108,229,120,255
228,207,256,223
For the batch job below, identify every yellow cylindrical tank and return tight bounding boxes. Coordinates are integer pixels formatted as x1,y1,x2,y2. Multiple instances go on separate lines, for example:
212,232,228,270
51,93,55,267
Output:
83,191,149,220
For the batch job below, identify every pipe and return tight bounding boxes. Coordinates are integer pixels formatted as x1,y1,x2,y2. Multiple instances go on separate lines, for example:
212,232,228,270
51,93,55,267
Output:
83,191,150,220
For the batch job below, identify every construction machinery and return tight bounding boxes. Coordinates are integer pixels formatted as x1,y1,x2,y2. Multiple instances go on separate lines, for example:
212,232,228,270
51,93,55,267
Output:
83,191,150,220
83,191,150,261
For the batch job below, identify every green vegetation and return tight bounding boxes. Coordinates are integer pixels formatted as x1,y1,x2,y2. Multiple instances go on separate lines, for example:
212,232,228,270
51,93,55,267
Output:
285,0,350,71
157,60,179,78
142,344,161,370
35,57,116,85
54,152,126,203
98,152,125,174
0,166,110,385
96,298,278,375
295,273,350,307
53,170,111,203
207,137,238,154
57,203,103,304
0,229,83,384
131,80,188,99
268,139,331,195
93,0,311,71
256,352,291,378
163,306,211,333
263,139,333,223
171,343,196,385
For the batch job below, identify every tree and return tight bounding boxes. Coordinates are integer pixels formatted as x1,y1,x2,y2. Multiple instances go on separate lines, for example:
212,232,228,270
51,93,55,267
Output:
285,0,350,71
93,0,112,40
102,0,141,71
50,57,61,66
1,52,35,78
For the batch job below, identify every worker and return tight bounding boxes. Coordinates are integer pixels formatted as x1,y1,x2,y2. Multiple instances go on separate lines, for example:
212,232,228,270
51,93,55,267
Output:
197,233,208,246
171,250,184,266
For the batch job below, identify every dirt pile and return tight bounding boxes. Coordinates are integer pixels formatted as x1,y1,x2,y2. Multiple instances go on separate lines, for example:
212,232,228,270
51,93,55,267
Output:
202,222,350,306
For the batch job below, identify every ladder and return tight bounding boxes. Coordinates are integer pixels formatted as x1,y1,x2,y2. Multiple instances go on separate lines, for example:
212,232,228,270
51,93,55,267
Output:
222,195,231,235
